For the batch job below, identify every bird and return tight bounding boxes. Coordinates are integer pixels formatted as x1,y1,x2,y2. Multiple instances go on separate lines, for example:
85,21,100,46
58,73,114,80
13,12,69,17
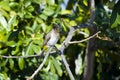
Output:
42,23,60,50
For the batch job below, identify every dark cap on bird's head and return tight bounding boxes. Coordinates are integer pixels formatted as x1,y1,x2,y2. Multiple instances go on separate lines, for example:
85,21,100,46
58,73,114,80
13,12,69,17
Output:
53,23,59,29
53,23,60,32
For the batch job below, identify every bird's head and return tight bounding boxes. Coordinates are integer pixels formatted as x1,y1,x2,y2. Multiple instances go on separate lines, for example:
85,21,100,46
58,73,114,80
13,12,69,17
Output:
53,23,60,33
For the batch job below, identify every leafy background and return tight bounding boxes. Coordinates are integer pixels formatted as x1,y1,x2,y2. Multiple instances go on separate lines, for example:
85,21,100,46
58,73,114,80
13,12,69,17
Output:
0,0,120,80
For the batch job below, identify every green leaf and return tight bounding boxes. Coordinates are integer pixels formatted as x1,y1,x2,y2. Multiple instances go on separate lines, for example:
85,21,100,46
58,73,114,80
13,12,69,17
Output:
41,72,58,80
0,1,11,11
25,26,34,35
32,44,40,53
9,2,19,8
0,48,8,55
111,13,120,28
8,16,17,31
52,56,63,76
40,14,48,20
11,41,22,55
27,6,34,12
33,37,43,47
83,0,88,6
25,12,33,19
108,0,116,9
23,38,32,46
70,20,77,26
26,41,34,55
61,10,72,15
0,8,10,20
53,5,61,17
75,54,83,75
0,16,8,31
0,32,6,42
43,61,51,72
34,33,43,39
40,23,47,32
24,0,31,7
0,73,10,80
47,0,55,5
18,58,25,70
50,60,56,74
9,59,14,70
11,49,19,55
0,59,8,68
110,0,120,28
43,7,55,16
17,12,24,19
6,41,16,47
32,0,42,4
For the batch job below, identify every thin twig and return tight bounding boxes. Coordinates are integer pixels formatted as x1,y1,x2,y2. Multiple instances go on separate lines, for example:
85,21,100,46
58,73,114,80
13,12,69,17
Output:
69,31,101,44
27,47,53,80
0,53,43,59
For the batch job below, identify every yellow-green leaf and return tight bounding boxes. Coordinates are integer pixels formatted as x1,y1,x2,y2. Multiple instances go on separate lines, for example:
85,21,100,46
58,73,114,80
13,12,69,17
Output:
52,57,63,76
83,0,88,6
61,10,72,15
0,1,11,11
9,59,14,70
18,58,25,70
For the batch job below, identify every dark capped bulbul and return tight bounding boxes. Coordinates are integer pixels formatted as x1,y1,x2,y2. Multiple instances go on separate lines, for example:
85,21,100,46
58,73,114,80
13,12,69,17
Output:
42,24,60,49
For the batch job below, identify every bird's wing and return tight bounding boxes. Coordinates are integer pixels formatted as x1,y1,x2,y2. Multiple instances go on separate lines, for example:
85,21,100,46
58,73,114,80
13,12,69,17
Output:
43,31,51,46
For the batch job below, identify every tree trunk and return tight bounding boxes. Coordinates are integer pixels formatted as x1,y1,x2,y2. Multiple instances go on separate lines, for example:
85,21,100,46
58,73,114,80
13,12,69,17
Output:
83,27,97,80
83,0,96,80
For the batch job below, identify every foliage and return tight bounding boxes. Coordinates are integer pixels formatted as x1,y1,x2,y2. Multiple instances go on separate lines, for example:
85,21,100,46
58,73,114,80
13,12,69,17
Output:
0,0,120,80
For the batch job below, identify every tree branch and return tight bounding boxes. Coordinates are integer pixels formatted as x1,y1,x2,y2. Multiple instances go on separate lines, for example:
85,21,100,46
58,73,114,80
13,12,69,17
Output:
58,23,91,80
27,47,53,80
0,53,43,59
59,27,76,80
69,31,101,44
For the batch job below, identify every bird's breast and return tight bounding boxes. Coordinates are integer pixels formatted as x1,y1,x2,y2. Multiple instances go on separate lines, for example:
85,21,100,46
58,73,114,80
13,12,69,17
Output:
47,32,59,46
